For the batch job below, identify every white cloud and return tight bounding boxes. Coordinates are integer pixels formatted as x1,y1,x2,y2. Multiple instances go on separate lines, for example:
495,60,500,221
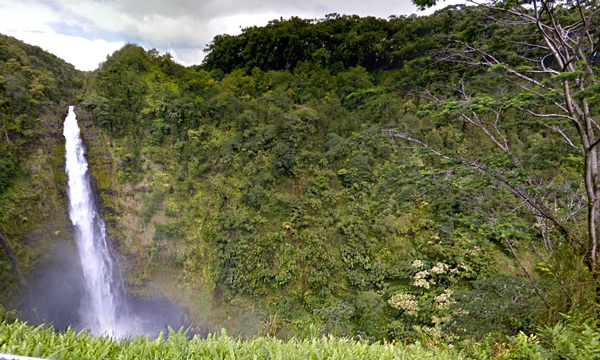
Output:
0,0,124,70
0,1,56,33
207,12,287,38
5,30,125,71
134,14,200,45
168,47,206,67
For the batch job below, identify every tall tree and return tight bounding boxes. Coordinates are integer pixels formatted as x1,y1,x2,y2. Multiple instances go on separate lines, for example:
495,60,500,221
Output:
404,0,599,277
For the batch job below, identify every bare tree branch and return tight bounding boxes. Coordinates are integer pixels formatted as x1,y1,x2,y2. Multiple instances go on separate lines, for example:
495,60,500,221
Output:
382,128,452,160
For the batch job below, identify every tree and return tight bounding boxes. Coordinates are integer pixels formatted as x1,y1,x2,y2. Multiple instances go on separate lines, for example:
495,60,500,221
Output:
399,0,599,292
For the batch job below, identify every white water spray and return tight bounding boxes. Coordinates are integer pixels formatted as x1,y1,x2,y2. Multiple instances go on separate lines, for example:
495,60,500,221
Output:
63,106,129,337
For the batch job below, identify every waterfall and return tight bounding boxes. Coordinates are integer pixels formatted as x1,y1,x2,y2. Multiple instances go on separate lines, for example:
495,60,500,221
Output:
63,106,129,337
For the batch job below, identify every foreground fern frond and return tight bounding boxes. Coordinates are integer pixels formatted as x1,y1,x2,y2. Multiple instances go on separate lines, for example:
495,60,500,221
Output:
0,319,463,360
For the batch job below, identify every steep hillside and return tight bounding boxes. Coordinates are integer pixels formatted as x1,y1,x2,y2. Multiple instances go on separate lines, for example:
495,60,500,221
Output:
80,6,570,341
0,34,84,301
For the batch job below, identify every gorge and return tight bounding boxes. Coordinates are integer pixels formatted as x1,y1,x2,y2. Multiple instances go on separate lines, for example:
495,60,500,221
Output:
1,1,599,352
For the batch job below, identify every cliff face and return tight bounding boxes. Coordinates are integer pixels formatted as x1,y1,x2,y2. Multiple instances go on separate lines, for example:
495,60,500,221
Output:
1,106,75,303
0,33,83,304
77,107,221,332
78,109,164,289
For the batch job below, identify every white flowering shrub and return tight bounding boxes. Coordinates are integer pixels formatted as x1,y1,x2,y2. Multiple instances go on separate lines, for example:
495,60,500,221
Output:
387,259,466,341
388,293,420,316
413,270,432,289
411,259,424,269
430,262,449,275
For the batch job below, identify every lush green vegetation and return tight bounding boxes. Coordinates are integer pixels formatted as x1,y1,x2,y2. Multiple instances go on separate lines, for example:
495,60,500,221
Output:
0,34,84,295
0,33,83,190
1,0,600,356
203,12,452,74
2,307,600,359
0,315,458,360
78,0,597,343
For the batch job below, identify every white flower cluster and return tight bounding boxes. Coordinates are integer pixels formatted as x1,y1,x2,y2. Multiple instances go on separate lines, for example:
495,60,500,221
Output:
413,270,433,289
388,293,419,316
430,262,449,274
411,259,424,269
434,289,455,309
410,259,466,290
431,315,451,327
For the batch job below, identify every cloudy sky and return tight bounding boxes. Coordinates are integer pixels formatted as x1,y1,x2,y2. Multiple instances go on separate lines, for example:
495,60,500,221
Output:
0,0,465,71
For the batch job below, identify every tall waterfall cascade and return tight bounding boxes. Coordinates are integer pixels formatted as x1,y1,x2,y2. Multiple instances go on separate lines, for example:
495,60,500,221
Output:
63,106,130,337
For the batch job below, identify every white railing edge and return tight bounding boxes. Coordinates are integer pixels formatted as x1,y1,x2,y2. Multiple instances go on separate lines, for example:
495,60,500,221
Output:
0,354,49,360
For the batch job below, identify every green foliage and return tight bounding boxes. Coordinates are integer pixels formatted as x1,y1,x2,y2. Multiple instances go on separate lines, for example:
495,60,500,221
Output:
0,319,471,360
4,316,600,359
494,332,547,360
0,34,83,193
76,33,569,339
0,33,83,299
340,153,372,186
150,118,171,144
452,276,541,339
203,13,451,75
539,320,600,359
92,44,151,135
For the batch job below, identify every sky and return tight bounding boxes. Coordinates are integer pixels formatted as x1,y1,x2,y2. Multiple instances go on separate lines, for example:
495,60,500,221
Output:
0,0,465,71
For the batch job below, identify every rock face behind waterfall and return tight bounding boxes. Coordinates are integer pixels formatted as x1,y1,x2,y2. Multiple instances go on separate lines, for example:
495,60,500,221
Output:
64,106,130,337
61,106,187,337
4,106,79,323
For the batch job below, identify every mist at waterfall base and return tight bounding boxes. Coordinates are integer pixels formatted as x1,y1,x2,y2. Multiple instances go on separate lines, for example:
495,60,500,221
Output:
20,244,187,336
19,106,187,338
